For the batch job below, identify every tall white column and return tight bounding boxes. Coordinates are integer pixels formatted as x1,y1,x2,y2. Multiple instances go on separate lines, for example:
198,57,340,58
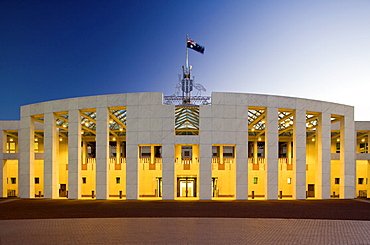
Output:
68,110,81,199
44,113,59,198
236,143,248,200
96,107,109,199
236,115,248,200
199,144,212,200
19,115,35,198
162,143,174,199
340,114,355,199
162,104,175,200
125,103,139,200
317,112,331,199
293,109,306,199
265,107,278,199
125,136,138,198
125,145,138,199
199,105,212,200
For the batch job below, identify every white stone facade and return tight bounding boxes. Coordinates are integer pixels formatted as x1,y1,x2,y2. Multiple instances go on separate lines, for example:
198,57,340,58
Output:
0,92,368,200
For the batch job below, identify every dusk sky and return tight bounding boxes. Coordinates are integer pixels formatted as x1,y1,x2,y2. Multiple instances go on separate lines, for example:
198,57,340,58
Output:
1,1,370,120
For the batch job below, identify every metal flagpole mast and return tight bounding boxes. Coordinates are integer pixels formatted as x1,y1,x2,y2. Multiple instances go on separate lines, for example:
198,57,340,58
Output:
163,35,210,106
182,34,192,104
186,34,189,69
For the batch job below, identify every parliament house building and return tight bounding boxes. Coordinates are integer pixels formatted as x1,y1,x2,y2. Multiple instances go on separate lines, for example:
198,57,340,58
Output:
1,91,370,200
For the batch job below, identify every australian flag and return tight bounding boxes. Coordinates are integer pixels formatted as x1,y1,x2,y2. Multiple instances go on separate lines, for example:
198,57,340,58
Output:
187,38,205,54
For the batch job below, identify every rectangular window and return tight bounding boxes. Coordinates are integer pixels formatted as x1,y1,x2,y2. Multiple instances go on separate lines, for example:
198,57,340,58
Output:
182,146,192,158
109,141,117,158
212,146,220,157
253,177,258,184
140,146,151,158
278,142,287,158
359,143,368,153
223,146,234,158
35,177,40,184
335,178,340,185
7,142,16,153
116,177,121,184
358,178,364,185
287,178,292,184
34,142,39,153
82,177,87,184
154,146,162,158
248,142,254,158
184,151,190,157
257,142,265,158
336,143,340,153
11,178,16,184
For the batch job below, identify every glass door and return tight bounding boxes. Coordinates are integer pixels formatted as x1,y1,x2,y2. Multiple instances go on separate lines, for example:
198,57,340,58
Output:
177,177,197,197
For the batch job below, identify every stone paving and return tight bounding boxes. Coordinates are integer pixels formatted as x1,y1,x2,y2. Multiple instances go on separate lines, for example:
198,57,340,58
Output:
0,199,369,244
0,217,370,244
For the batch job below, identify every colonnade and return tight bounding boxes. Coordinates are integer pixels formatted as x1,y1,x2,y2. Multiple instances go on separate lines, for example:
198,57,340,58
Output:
0,92,356,199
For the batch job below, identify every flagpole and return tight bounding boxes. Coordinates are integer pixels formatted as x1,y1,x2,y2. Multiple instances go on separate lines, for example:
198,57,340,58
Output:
186,34,189,69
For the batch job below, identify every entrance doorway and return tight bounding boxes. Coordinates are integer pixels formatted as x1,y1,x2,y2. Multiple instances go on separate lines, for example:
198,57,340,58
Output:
156,178,162,197
177,177,197,197
59,184,67,197
307,184,315,198
212,178,218,197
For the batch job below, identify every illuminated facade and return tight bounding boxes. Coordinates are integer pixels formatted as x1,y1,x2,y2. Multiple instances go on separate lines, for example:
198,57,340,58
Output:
0,92,369,200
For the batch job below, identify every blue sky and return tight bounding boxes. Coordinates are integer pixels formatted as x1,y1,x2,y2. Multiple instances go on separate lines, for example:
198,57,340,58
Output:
1,1,370,120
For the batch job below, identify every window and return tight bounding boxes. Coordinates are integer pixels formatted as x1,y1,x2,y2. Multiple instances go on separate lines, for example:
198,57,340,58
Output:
11,178,16,184
257,142,265,158
223,146,234,158
278,142,287,158
109,141,117,158
154,146,162,158
336,143,340,153
182,146,192,158
359,143,368,153
116,177,121,184
212,146,220,157
184,151,190,157
87,142,96,158
82,177,87,184
7,142,16,153
35,177,40,184
248,142,254,158
287,178,292,184
253,177,258,184
358,178,364,185
140,146,151,158
335,178,340,185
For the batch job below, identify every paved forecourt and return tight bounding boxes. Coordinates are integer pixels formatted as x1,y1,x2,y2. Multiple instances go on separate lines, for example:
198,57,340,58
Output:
0,217,370,244
0,199,369,244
